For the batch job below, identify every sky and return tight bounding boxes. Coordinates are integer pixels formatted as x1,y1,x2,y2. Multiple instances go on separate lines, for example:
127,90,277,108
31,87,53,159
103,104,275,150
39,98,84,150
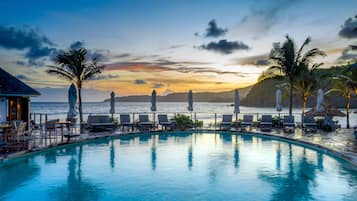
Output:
1,0,357,101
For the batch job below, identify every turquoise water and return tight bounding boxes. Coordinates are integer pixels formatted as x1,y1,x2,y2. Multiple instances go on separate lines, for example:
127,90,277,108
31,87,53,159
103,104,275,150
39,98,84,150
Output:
1,132,357,201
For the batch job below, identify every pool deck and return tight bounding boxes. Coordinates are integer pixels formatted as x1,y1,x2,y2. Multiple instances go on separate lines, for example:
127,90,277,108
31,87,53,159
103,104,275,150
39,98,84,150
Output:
1,127,357,167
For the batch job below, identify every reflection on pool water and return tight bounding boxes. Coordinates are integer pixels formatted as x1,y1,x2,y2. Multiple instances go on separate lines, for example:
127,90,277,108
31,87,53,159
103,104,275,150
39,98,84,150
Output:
0,132,357,201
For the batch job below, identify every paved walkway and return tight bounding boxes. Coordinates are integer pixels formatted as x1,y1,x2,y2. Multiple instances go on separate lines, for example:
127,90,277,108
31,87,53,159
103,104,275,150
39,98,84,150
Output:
254,128,357,166
1,127,357,166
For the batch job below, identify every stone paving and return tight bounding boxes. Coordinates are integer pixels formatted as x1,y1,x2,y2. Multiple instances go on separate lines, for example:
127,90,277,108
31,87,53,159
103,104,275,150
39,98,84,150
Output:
1,127,357,166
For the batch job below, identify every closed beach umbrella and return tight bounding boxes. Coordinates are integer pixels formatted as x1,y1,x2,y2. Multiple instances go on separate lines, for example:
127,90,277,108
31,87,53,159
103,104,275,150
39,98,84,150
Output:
316,89,324,113
151,90,157,112
276,89,282,112
233,89,240,121
188,90,193,112
234,89,240,114
110,91,115,116
67,83,77,119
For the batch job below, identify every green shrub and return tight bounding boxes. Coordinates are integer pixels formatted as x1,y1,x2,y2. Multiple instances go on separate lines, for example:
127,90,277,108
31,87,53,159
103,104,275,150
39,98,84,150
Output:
171,114,194,130
194,120,204,128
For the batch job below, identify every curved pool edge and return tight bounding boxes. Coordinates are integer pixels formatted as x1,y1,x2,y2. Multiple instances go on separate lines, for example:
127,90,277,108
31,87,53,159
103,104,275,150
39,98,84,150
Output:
1,129,357,169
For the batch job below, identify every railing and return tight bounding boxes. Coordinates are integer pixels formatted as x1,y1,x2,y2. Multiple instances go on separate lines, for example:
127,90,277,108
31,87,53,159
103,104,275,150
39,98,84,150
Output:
30,111,309,129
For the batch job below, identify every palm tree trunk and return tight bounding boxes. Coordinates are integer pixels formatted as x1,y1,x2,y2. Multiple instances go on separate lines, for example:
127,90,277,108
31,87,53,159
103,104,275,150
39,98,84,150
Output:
301,94,307,122
346,93,350,129
289,80,293,116
78,83,83,132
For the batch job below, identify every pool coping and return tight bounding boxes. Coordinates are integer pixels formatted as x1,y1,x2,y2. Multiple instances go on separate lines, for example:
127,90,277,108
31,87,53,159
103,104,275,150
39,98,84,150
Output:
1,129,357,168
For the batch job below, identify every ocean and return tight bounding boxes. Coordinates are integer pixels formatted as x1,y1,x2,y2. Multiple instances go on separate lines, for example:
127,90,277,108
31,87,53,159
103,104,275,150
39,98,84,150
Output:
30,102,357,128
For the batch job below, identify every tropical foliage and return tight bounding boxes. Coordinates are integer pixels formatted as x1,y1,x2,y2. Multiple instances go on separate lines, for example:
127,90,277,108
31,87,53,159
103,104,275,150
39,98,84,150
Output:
47,48,104,128
294,63,322,117
327,66,357,128
260,36,325,116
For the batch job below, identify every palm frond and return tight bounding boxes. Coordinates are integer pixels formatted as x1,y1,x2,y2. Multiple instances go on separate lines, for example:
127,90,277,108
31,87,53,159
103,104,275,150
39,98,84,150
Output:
301,48,326,64
295,37,311,64
46,68,75,82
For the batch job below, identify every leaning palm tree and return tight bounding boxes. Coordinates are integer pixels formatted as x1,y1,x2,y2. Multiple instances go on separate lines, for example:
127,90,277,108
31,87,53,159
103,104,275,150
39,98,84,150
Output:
294,63,322,117
261,36,325,116
343,63,357,95
47,48,104,128
327,70,357,128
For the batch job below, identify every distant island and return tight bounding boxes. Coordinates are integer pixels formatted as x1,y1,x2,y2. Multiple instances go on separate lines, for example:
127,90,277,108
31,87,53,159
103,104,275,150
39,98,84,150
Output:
105,73,357,108
104,86,252,103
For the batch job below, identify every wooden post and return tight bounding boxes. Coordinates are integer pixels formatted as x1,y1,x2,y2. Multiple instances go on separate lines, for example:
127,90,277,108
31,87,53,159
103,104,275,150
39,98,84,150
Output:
194,112,197,130
214,113,217,130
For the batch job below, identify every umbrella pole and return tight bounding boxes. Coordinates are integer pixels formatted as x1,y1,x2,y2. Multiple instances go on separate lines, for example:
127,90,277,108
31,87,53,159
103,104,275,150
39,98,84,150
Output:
153,112,155,131
278,112,280,128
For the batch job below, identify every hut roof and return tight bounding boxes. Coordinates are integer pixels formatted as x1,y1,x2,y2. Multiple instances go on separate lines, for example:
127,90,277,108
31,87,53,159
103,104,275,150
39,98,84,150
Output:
0,67,40,97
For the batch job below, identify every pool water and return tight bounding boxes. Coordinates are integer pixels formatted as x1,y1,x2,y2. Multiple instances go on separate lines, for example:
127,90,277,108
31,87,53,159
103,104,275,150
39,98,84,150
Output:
0,132,357,201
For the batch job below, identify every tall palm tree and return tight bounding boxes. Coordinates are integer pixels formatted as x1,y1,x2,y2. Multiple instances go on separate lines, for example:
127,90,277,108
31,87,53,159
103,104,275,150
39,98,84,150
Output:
327,70,357,128
294,63,322,117
262,36,325,116
47,48,104,128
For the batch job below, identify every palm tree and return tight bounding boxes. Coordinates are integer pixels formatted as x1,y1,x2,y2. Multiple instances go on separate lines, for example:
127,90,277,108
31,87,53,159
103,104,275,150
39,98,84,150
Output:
327,69,357,128
47,48,104,128
262,36,325,116
294,63,322,117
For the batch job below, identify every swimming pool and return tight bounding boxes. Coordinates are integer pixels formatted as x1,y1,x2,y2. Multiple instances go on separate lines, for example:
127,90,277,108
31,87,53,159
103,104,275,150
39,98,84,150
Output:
0,132,356,201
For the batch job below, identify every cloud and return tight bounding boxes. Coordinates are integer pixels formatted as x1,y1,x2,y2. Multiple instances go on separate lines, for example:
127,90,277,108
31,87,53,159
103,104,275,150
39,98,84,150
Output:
0,26,57,65
16,74,30,81
337,48,357,63
162,89,174,96
106,62,172,72
105,60,246,77
135,79,147,85
67,41,110,62
338,15,357,39
69,41,84,49
239,0,298,37
198,40,249,54
152,83,164,88
88,49,110,62
90,74,120,80
15,61,26,66
203,19,227,38
236,54,271,66
160,44,185,50
114,53,131,58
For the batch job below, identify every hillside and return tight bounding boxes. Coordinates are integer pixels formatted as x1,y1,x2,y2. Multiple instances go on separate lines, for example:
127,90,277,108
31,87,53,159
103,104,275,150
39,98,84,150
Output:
241,78,357,108
104,86,252,102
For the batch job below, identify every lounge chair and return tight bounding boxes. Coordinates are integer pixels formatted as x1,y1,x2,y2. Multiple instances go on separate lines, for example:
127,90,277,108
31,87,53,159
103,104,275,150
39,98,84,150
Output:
260,115,273,131
283,116,295,132
158,114,176,131
220,114,232,130
120,114,134,131
241,115,253,130
7,122,30,151
44,119,59,140
87,115,115,131
138,115,155,131
303,115,318,132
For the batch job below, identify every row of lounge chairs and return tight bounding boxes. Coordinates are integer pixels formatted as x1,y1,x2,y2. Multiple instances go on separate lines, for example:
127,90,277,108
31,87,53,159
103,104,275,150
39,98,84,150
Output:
220,114,318,132
86,113,319,132
87,114,176,132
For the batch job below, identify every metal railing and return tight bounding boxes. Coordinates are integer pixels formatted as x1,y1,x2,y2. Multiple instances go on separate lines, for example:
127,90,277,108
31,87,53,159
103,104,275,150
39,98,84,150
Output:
30,111,310,129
